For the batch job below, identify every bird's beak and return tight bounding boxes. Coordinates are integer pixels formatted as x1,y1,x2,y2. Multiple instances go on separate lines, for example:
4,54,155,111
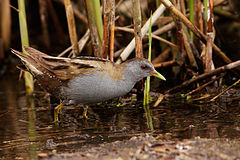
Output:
150,70,166,81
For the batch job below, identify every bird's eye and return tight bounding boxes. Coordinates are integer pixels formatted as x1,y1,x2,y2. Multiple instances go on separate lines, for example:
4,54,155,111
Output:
141,65,148,70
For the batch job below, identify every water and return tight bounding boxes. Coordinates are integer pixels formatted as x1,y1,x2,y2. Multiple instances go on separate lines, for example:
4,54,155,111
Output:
0,71,239,159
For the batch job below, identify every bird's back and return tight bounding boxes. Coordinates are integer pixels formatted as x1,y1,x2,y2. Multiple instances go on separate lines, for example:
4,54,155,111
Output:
11,46,120,99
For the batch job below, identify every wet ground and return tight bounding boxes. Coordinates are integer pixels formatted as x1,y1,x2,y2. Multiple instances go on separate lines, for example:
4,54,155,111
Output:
0,71,240,160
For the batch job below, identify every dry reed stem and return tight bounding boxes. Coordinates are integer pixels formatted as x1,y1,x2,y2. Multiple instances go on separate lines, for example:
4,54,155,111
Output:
182,31,198,68
102,16,110,58
0,0,11,51
114,26,177,50
152,22,175,35
110,23,115,61
115,25,178,51
151,34,178,49
102,0,115,60
159,0,232,64
116,4,166,63
132,0,143,58
166,60,240,94
153,16,173,26
205,0,214,72
109,0,115,61
64,0,79,57
113,48,124,58
184,75,223,97
153,60,178,68
210,79,240,102
152,47,171,64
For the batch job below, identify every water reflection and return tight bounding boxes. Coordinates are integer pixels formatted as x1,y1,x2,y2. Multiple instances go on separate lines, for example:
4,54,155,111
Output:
26,97,38,160
0,72,239,159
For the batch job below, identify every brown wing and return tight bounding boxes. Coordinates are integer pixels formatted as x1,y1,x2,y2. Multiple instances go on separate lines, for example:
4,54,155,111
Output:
12,47,112,97
22,46,108,81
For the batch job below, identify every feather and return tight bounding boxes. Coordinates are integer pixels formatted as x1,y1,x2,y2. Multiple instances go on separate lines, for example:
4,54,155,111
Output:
12,46,125,82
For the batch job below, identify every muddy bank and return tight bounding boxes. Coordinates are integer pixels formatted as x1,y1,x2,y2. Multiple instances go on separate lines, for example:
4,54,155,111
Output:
40,134,240,160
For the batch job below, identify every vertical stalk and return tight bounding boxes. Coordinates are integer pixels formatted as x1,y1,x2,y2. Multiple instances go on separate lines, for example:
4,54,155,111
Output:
143,104,154,131
159,0,231,64
109,16,115,61
102,0,115,60
116,4,165,63
64,0,79,57
27,97,38,160
84,0,103,57
182,28,198,68
143,13,152,106
197,0,204,33
203,0,208,33
18,2,37,157
132,0,143,100
171,0,183,78
143,14,153,131
18,0,34,95
132,0,143,58
204,0,214,72
188,0,194,40
0,0,11,52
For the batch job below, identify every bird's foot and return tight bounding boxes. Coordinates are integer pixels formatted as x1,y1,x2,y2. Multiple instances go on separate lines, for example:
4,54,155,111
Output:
79,106,88,119
54,102,64,122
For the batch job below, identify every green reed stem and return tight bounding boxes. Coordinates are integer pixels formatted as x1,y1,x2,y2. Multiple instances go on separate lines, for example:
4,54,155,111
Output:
18,0,34,95
85,0,103,57
143,13,152,106
188,0,194,40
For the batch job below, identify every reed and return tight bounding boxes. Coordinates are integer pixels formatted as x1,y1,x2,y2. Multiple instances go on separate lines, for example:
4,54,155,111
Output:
102,0,115,60
18,0,34,95
188,0,194,40
132,0,143,58
143,15,154,130
143,14,152,106
64,0,79,57
84,0,103,57
0,0,11,53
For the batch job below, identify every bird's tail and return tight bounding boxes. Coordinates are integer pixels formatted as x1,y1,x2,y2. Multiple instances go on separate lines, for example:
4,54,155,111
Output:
11,47,44,75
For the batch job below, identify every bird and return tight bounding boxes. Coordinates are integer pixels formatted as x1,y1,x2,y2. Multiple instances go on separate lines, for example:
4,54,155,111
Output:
12,46,166,121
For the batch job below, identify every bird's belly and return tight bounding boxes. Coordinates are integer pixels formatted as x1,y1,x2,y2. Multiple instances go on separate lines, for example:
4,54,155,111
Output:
61,73,134,104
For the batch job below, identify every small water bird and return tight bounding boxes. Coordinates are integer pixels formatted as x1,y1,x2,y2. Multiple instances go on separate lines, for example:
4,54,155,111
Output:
12,46,166,120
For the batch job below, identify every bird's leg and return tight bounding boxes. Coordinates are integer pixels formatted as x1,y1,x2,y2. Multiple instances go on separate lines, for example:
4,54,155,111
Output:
82,105,88,119
54,100,64,121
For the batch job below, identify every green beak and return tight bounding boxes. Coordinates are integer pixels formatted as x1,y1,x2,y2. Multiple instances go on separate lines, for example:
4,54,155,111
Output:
150,70,166,81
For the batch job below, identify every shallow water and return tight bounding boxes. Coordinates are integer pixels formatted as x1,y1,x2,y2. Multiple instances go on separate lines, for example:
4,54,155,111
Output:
0,71,239,159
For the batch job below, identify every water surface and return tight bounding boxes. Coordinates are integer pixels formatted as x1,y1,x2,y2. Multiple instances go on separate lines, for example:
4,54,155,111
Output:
0,71,239,159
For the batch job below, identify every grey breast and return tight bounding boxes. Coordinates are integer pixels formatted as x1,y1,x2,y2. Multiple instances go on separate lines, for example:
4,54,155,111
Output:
61,71,135,104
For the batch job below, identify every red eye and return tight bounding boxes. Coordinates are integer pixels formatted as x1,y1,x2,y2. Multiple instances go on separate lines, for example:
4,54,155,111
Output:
141,65,148,70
